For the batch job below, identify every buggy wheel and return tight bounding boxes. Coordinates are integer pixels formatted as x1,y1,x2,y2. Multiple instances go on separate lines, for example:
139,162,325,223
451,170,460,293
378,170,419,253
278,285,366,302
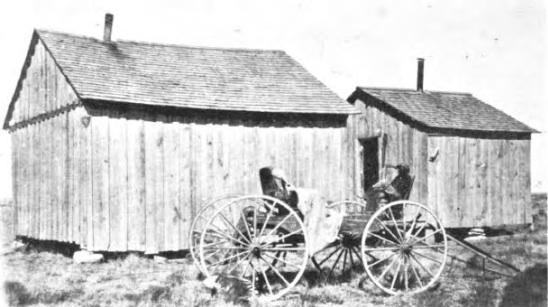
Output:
199,195,309,302
361,201,447,295
311,200,366,278
189,195,240,273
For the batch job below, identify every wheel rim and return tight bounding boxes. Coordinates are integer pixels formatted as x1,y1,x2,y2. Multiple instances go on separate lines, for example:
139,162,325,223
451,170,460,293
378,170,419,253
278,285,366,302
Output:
199,195,309,302
311,200,366,278
361,201,447,295
189,195,240,273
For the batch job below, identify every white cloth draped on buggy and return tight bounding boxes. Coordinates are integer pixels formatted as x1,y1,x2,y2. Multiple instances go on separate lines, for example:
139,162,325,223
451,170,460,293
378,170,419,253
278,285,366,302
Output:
259,167,344,255
292,188,344,255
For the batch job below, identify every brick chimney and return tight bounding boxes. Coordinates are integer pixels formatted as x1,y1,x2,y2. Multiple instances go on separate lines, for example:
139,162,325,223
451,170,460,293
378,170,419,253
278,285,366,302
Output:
417,58,424,92
104,13,114,42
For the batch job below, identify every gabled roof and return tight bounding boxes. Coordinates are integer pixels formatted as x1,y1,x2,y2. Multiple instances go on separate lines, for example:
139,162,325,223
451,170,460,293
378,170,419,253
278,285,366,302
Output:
348,87,537,134
25,29,356,115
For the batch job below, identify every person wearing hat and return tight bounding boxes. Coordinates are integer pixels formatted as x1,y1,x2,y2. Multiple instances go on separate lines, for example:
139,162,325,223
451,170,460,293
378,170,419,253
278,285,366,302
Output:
370,163,413,206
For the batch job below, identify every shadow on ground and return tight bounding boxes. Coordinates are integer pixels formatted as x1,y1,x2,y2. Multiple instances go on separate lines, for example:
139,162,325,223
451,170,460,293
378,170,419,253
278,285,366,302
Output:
499,263,547,307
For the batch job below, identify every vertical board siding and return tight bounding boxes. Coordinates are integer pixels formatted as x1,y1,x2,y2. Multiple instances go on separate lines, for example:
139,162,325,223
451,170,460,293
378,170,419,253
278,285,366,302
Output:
144,113,156,254
163,115,182,251
10,40,77,126
108,112,128,251
126,110,146,251
522,141,532,223
91,109,110,250
352,99,532,229
428,137,532,228
179,124,192,249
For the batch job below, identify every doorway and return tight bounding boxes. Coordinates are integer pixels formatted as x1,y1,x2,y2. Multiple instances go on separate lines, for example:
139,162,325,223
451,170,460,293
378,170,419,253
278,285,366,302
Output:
361,137,379,191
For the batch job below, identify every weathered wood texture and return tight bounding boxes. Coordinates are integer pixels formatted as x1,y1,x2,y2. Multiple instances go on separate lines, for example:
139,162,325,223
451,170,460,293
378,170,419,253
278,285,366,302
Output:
8,38,84,245
353,99,429,204
9,44,358,252
427,136,532,227
353,98,532,228
64,108,353,253
8,39,79,127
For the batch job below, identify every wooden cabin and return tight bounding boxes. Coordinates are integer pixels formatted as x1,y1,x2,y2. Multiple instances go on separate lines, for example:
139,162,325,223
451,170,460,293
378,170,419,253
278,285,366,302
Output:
347,62,537,228
3,20,359,253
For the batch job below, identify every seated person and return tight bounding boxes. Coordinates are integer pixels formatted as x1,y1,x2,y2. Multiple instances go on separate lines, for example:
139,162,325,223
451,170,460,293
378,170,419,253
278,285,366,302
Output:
366,164,413,210
259,166,343,255
259,167,299,214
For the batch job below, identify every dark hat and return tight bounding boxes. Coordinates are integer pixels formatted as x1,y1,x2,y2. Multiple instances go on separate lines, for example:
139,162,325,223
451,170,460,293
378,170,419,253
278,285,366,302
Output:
395,164,410,174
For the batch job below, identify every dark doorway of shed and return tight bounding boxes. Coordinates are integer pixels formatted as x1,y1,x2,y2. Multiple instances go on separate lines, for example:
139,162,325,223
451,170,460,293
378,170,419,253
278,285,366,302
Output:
361,137,379,191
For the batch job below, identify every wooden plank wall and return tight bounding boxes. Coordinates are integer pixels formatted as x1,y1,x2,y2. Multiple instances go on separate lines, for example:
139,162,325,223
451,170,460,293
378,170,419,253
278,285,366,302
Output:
8,39,78,126
353,99,429,204
8,36,357,253
80,109,355,253
8,37,86,246
427,136,532,227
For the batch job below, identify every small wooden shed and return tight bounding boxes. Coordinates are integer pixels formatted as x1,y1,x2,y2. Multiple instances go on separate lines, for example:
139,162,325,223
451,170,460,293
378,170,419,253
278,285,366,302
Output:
348,80,537,228
3,25,358,253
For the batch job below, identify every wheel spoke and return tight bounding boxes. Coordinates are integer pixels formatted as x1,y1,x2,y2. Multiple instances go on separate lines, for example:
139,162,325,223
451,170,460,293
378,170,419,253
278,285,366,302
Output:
200,240,231,249
260,256,291,287
318,245,342,267
258,202,275,238
206,227,249,247
363,246,401,252
240,208,254,241
202,246,248,251
367,251,397,268
409,254,424,288
352,246,365,266
227,252,252,275
408,214,433,242
411,250,444,266
210,249,233,271
378,253,400,280
349,247,355,269
253,206,258,240
403,254,409,291
329,249,345,279
374,218,402,244
240,258,252,279
259,261,274,296
388,207,404,242
405,207,423,240
263,252,301,269
261,246,306,252
402,202,408,233
262,228,303,246
203,248,223,261
208,250,250,267
409,252,435,278
366,230,399,246
219,213,252,245
390,256,403,291
412,243,446,250
409,228,442,246
251,265,256,297
342,249,348,272
264,213,295,238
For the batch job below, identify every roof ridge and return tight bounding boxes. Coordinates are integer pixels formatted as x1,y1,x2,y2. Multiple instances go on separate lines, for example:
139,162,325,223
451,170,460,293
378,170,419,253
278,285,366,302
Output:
359,86,472,95
36,28,285,54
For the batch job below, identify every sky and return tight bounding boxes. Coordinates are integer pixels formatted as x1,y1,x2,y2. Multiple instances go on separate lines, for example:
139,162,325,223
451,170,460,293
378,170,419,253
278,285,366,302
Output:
0,0,545,199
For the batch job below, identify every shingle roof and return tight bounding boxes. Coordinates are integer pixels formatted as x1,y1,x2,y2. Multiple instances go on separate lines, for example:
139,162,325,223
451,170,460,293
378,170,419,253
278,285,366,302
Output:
34,29,356,115
349,87,537,133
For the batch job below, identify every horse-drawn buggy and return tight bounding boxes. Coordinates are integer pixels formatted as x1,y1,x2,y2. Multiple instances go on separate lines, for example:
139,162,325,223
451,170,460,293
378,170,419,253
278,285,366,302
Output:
189,167,518,301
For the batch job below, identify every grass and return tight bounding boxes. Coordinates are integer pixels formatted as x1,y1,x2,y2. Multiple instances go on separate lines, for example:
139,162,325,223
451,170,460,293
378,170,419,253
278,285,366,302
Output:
2,230,546,307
